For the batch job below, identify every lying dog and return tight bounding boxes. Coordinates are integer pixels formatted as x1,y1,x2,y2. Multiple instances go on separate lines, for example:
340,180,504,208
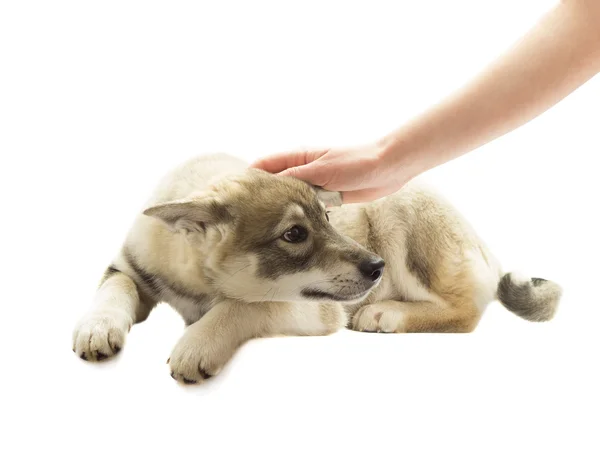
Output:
72,153,561,383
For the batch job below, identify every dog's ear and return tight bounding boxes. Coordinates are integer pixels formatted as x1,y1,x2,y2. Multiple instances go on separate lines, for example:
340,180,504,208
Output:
143,194,232,232
314,187,343,207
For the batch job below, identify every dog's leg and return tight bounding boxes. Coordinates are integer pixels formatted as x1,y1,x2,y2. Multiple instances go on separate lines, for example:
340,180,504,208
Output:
168,300,345,384
72,268,151,361
351,300,480,333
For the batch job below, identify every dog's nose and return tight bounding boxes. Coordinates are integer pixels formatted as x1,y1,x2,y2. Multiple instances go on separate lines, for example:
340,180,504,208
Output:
359,258,385,282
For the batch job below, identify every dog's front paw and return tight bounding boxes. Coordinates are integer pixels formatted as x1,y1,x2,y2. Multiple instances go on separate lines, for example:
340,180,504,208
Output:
351,301,405,333
168,332,234,384
72,309,132,361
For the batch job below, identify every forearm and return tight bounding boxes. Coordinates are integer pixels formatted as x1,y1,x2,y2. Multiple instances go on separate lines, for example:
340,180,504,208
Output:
381,0,600,176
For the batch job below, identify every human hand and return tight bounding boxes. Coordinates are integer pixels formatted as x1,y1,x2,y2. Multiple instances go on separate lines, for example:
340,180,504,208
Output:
251,144,414,204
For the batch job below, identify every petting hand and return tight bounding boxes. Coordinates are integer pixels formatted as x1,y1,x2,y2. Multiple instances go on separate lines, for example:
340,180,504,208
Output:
251,144,414,204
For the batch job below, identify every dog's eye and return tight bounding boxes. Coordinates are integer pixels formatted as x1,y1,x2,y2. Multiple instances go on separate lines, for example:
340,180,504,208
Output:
282,225,308,243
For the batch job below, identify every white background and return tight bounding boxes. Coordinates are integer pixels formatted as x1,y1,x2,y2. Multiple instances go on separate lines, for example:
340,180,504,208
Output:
1,1,599,451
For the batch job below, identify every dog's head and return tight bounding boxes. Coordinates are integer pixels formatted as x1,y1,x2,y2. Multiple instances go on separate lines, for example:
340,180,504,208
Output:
144,169,383,303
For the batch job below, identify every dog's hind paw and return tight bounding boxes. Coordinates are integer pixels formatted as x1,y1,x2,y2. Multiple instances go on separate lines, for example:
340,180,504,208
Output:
351,301,406,333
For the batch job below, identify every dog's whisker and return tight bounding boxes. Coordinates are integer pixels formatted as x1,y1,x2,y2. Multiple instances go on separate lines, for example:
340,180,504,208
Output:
213,263,252,292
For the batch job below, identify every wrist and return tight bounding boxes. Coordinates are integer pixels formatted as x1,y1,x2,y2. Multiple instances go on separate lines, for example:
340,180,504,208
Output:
376,132,428,182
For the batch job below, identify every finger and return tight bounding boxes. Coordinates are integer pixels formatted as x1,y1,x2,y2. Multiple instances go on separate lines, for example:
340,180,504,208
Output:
278,163,331,187
250,150,310,173
250,148,328,174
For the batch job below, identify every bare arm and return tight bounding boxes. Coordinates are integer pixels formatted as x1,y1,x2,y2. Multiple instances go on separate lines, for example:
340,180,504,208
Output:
380,0,600,179
252,0,600,203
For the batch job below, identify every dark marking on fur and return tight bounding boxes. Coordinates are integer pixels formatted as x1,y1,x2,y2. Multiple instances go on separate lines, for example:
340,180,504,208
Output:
222,172,378,282
99,265,121,286
80,352,88,361
301,288,358,302
124,251,162,294
401,192,463,292
255,244,316,279
497,273,558,322
363,209,379,254
531,277,547,287
405,230,433,289
123,249,208,303
97,352,108,361
183,377,197,385
497,274,538,320
198,368,212,380
145,199,233,227
206,199,233,224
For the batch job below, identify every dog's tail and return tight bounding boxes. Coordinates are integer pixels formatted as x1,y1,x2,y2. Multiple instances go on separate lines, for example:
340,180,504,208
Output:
496,273,562,321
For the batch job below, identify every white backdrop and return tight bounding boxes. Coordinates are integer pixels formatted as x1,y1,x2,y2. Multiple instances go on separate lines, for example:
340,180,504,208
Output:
1,1,599,451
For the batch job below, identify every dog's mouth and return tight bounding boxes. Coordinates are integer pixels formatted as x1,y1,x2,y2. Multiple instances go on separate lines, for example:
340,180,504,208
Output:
300,287,373,302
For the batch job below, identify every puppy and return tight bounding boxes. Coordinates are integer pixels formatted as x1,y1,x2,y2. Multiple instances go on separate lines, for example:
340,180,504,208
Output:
72,154,561,383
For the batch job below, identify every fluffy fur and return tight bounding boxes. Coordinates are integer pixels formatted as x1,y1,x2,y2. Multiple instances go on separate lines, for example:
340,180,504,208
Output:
72,154,562,383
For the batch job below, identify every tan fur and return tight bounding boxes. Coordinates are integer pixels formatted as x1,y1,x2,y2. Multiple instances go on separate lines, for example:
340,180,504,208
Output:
335,183,504,332
319,303,347,333
168,301,346,381
72,153,560,382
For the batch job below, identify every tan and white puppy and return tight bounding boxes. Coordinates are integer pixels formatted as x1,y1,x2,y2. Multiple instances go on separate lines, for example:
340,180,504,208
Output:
72,154,561,383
